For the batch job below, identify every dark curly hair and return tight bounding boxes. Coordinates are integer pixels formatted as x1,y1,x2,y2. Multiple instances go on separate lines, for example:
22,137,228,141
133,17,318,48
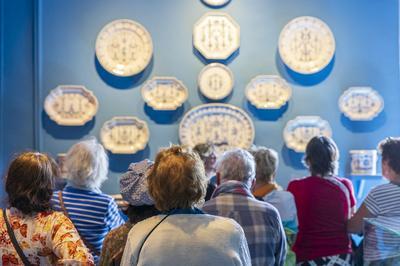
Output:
304,136,339,177
378,137,400,175
5,152,58,215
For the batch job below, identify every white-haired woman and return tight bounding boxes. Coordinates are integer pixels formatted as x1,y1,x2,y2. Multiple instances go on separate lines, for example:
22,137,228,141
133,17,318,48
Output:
51,138,125,264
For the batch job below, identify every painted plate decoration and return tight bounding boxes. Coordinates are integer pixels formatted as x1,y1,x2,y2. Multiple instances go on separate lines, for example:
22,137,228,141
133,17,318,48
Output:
201,0,231,7
179,103,254,153
96,19,153,77
283,116,332,152
279,16,335,74
100,116,149,154
44,85,98,126
198,63,234,100
141,76,188,110
245,75,292,109
338,87,384,121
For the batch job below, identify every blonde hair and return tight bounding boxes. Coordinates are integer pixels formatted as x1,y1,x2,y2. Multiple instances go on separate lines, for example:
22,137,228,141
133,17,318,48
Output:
249,146,279,183
148,145,207,211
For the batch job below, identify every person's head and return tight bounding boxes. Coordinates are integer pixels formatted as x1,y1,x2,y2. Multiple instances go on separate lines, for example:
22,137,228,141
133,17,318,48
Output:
216,148,256,189
249,146,279,185
120,159,159,222
378,137,400,181
5,152,58,215
64,138,108,190
148,145,207,212
304,136,339,177
193,142,217,176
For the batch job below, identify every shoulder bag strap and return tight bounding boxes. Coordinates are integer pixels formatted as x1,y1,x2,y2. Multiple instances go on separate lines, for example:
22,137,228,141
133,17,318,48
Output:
2,209,32,266
58,191,100,256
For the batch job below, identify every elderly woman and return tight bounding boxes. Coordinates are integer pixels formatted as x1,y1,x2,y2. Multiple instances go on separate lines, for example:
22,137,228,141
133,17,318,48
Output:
120,146,251,266
99,159,160,266
51,138,125,263
193,142,217,201
250,146,298,232
288,136,356,265
0,152,94,265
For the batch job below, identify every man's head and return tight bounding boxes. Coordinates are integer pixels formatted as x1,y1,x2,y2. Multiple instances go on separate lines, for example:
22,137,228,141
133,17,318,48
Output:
216,148,256,188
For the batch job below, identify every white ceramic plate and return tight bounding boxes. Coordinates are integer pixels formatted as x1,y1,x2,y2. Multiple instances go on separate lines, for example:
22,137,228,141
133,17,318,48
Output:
141,76,188,110
283,116,332,152
44,85,98,126
338,87,384,121
179,103,254,153
245,75,292,109
202,0,230,7
193,12,240,60
198,63,234,100
96,19,153,77
279,16,335,74
100,116,149,154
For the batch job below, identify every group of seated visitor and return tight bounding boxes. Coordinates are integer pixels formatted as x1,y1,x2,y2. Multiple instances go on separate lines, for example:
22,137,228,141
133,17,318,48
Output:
0,136,399,265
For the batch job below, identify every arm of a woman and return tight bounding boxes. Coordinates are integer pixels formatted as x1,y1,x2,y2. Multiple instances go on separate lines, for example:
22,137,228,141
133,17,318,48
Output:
51,213,94,265
347,203,373,234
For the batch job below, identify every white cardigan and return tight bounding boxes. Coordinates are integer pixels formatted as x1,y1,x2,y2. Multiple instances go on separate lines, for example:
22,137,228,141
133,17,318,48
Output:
121,213,251,266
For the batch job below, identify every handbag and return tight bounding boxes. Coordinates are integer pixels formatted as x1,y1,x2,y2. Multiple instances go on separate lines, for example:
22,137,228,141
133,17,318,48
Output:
2,208,33,266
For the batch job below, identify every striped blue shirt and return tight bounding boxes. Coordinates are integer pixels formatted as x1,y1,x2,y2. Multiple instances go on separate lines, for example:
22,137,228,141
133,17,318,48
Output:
51,186,125,263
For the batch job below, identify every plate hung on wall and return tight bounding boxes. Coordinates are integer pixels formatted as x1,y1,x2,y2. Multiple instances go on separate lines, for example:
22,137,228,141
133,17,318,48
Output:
95,19,153,77
283,116,332,153
201,0,231,7
278,16,335,74
198,63,234,100
179,103,254,154
44,85,99,126
245,75,292,109
338,87,384,121
141,76,188,110
193,12,240,60
100,116,149,154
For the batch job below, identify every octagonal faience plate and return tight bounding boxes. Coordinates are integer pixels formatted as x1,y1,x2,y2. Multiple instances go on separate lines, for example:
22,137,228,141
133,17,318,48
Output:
179,103,254,153
100,116,149,154
279,16,335,74
193,12,240,60
44,85,98,126
245,75,292,109
283,116,332,152
338,87,384,121
141,76,188,110
198,63,234,100
95,19,153,77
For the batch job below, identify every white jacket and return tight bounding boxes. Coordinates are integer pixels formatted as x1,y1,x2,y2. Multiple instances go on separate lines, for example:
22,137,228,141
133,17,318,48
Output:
121,213,251,266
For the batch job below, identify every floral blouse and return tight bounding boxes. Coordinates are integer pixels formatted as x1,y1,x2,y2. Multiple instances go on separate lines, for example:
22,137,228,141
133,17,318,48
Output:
0,208,94,265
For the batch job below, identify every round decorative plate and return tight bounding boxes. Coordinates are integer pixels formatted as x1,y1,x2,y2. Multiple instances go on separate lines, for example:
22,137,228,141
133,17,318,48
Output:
100,116,149,154
141,76,188,110
338,87,384,121
193,12,240,60
245,75,292,109
179,103,254,153
95,19,153,77
201,0,231,7
44,85,98,126
283,116,332,152
198,63,234,100
278,16,335,74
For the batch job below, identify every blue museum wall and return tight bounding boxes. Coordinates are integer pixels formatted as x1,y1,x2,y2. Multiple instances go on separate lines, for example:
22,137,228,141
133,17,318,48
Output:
0,0,399,198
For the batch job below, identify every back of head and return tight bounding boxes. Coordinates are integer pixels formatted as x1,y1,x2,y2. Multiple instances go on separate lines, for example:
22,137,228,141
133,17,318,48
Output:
193,142,215,161
378,137,400,176
6,152,57,215
148,145,207,212
304,136,339,177
65,138,108,190
249,146,279,184
217,148,255,185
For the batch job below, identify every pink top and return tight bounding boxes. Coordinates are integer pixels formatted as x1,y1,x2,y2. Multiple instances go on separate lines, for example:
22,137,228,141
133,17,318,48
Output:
287,176,356,262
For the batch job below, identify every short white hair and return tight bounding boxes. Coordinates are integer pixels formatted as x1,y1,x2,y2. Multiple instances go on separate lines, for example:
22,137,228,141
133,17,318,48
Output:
64,138,108,190
217,148,255,185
